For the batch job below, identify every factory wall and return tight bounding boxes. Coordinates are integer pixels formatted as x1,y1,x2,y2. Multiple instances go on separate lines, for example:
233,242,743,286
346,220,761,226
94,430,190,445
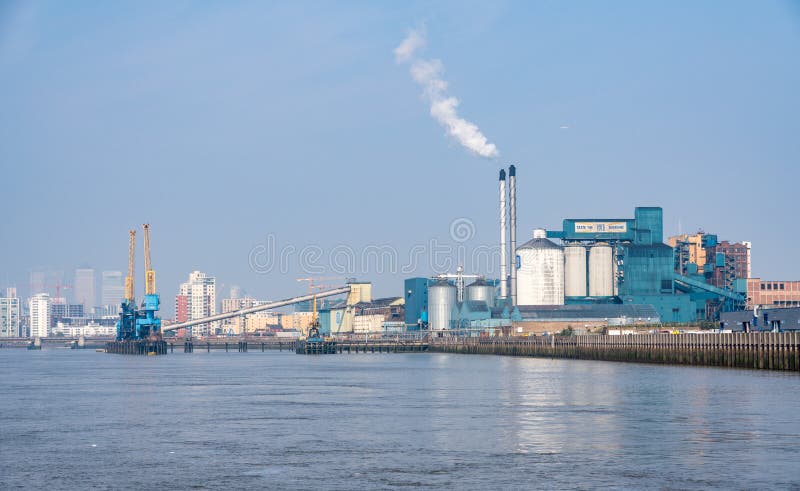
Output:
620,294,697,324
404,277,429,329
617,244,675,296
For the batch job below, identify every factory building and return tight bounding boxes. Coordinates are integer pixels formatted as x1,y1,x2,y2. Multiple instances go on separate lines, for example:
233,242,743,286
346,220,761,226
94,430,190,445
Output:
403,163,750,334
318,296,404,336
668,233,751,291
743,279,800,308
543,207,744,323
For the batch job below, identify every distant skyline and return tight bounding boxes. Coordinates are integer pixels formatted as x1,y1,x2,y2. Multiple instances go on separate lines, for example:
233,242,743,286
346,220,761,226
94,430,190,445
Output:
2,1,799,317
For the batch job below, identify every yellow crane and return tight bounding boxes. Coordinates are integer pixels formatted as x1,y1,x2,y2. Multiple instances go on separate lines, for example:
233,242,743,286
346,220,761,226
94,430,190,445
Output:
143,223,156,295
124,230,136,303
296,276,344,326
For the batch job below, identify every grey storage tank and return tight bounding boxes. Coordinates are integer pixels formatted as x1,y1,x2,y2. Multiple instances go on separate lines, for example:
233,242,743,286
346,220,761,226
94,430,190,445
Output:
589,243,614,296
564,244,588,297
465,278,495,308
428,279,457,331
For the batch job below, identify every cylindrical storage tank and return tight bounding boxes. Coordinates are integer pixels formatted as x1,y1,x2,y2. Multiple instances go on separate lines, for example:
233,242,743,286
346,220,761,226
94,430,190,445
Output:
589,243,614,296
466,278,495,308
564,245,587,297
516,229,565,305
428,279,457,331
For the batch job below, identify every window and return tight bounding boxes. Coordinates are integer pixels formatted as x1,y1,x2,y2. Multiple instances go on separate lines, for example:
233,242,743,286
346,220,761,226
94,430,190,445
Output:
761,284,765,290
780,284,785,290
767,284,772,290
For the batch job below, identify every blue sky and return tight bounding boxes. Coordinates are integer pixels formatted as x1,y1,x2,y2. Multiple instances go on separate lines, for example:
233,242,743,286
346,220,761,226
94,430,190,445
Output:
1,1,799,313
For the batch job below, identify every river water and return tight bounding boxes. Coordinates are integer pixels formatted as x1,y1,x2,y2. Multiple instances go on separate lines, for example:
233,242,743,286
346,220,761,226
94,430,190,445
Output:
1,349,799,490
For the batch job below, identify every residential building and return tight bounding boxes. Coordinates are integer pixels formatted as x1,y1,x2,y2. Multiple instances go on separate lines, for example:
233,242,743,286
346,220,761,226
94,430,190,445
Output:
29,293,51,338
0,297,20,337
177,271,217,336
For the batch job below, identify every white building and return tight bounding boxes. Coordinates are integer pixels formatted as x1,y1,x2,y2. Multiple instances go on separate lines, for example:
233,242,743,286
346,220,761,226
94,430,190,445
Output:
73,268,96,313
29,293,51,338
101,270,125,313
178,271,217,336
52,322,115,337
0,297,20,337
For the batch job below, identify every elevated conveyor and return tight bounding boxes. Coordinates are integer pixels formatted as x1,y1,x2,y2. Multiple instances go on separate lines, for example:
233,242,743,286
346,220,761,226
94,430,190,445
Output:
163,285,351,332
673,273,745,311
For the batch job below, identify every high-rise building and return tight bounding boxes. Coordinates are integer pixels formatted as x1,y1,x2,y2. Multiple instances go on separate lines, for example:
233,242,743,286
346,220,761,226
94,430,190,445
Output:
176,271,217,336
29,293,50,338
101,271,125,312
6,287,17,299
0,297,20,337
74,268,96,313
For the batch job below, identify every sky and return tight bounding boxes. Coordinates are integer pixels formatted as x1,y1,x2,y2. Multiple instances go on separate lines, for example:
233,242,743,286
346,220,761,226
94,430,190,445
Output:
1,0,799,315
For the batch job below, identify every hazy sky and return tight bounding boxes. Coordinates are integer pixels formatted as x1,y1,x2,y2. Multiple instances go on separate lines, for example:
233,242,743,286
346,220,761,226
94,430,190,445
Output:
2,1,799,315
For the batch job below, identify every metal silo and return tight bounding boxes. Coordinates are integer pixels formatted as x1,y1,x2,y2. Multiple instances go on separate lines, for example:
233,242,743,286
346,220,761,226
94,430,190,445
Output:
466,278,495,308
564,245,587,297
428,279,457,331
589,243,614,296
516,229,565,305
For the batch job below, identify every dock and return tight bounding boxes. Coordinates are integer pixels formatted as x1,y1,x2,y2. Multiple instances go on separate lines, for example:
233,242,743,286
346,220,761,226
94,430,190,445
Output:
296,339,429,354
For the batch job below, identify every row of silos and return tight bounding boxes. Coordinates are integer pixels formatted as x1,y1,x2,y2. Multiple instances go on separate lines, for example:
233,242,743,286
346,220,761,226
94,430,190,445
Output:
515,230,617,306
428,278,496,331
564,243,615,297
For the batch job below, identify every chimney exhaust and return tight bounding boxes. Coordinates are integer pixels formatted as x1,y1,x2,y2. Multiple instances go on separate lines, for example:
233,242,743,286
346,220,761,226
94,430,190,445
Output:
509,164,517,306
499,169,508,300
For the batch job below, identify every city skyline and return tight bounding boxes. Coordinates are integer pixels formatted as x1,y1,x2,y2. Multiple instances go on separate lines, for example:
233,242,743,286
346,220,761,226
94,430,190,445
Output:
2,1,799,312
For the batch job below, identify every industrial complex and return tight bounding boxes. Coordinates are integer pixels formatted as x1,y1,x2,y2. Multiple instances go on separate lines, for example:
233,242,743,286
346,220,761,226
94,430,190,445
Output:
396,165,798,336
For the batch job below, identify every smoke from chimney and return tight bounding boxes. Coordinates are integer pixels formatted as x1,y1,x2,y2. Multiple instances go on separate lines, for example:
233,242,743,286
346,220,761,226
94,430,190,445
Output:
395,29,499,160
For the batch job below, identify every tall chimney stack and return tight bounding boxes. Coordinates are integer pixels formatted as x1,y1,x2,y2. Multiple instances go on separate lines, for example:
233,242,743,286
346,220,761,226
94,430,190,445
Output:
509,164,517,306
499,169,508,300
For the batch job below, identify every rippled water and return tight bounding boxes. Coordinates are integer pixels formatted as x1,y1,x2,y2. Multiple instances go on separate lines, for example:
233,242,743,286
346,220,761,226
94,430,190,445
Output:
1,349,799,489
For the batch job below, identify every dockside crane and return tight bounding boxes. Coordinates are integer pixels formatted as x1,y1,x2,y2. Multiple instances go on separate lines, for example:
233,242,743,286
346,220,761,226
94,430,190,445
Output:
135,223,162,340
115,225,162,341
116,230,138,340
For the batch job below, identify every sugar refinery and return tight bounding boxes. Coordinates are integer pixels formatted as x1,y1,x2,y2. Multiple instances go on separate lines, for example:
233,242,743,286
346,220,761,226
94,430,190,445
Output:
401,165,752,335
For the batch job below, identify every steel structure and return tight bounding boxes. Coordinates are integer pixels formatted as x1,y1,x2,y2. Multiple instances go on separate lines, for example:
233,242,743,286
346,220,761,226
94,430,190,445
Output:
163,286,352,333
115,225,162,341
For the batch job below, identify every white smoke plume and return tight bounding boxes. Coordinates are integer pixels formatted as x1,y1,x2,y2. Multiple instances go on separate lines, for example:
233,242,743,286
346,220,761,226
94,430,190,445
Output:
395,29,499,159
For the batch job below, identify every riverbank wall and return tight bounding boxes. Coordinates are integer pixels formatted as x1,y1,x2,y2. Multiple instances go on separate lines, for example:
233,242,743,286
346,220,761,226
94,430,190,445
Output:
430,333,800,371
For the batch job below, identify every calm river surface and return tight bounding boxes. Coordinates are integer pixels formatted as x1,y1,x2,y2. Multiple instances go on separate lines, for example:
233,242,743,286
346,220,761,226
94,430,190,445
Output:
1,349,799,490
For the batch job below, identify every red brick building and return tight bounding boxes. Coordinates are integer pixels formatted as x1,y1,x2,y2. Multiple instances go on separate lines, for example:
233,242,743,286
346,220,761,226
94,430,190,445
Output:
746,279,800,308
